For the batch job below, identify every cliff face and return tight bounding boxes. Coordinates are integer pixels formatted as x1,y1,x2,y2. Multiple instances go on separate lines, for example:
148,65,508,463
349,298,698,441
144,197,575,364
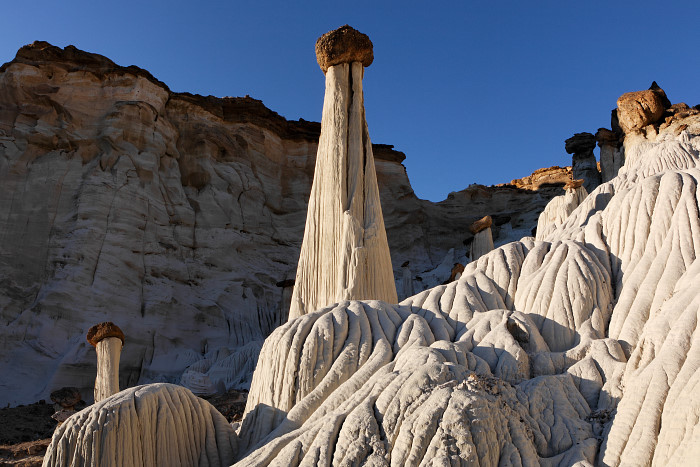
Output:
0,42,567,405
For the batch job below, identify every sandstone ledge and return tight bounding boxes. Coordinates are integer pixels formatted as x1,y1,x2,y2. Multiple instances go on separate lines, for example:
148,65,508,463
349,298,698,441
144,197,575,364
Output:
0,41,405,161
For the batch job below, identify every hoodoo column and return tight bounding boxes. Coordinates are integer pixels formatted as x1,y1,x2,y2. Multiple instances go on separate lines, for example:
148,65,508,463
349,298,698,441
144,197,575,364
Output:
289,25,398,320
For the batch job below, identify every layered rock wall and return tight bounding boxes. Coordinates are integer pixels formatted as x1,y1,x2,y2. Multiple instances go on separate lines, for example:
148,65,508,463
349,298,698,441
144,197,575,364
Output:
0,42,568,405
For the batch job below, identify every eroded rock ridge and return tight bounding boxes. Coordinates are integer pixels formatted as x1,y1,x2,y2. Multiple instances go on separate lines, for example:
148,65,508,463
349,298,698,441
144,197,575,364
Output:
0,41,567,406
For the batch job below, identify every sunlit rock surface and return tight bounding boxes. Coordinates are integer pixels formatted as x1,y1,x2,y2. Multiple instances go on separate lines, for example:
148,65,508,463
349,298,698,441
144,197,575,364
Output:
0,42,567,405
290,28,397,319
535,180,587,241
234,116,700,465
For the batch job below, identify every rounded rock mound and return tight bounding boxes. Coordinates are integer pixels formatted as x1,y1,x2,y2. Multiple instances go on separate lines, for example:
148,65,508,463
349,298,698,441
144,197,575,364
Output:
315,25,373,73
43,383,238,467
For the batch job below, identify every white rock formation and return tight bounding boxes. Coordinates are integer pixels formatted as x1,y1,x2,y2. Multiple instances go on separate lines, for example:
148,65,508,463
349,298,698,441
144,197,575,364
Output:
289,27,397,319
535,179,588,240
93,337,121,402
43,383,238,467
470,228,494,261
0,42,568,405
469,215,495,261
86,322,124,402
233,117,700,465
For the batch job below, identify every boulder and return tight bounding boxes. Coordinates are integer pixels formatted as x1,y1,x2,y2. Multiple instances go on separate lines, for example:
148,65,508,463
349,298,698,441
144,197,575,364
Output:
468,215,493,234
617,84,668,134
564,132,596,155
315,25,374,73
50,387,81,409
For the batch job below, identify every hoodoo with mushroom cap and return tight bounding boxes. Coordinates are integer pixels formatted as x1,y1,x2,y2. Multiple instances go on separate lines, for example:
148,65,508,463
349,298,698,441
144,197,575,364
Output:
87,322,124,402
289,25,397,319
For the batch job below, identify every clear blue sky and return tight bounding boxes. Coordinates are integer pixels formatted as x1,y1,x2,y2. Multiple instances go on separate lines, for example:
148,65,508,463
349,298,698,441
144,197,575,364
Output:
2,1,699,201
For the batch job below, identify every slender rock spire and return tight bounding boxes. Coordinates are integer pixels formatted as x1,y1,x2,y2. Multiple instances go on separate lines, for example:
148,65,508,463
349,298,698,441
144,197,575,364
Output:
289,25,398,320
469,216,494,261
86,322,124,402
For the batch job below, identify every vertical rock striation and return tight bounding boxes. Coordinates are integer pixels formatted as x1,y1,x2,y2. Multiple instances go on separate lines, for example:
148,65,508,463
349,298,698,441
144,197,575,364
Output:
468,215,494,261
289,26,397,319
43,383,238,467
86,322,124,402
535,179,588,240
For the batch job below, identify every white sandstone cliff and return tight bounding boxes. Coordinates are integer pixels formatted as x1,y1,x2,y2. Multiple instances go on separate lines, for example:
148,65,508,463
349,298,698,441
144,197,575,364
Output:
0,41,566,405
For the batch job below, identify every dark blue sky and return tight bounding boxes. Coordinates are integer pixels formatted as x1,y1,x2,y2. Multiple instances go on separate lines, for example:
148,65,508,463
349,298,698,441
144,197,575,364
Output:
2,1,699,201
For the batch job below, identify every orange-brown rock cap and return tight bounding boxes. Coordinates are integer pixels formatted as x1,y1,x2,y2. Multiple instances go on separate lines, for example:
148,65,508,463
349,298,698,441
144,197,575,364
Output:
315,25,373,73
469,216,493,234
564,179,585,190
86,322,125,347
616,84,667,134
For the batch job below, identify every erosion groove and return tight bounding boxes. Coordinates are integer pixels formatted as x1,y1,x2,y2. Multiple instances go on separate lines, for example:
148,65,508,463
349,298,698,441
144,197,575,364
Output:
231,124,700,466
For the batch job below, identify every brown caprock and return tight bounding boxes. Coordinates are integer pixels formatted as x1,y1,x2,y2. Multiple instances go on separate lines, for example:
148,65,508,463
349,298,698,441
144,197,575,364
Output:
289,25,398,320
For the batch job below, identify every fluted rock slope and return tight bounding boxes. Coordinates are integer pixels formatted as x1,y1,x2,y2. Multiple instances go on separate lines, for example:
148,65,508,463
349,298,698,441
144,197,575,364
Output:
234,115,700,465
43,383,238,466
0,42,567,405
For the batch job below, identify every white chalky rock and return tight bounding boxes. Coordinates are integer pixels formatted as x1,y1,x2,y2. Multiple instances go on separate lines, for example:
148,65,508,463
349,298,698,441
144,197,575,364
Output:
235,124,700,465
535,181,588,240
600,256,700,466
86,322,125,403
469,216,495,261
180,341,262,396
289,28,397,319
470,227,495,261
43,383,238,467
